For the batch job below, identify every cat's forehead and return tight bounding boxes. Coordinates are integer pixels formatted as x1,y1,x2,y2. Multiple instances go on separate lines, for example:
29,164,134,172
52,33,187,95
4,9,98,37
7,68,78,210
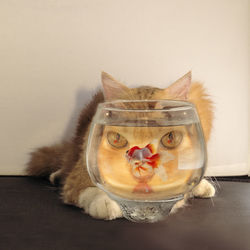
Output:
130,86,162,100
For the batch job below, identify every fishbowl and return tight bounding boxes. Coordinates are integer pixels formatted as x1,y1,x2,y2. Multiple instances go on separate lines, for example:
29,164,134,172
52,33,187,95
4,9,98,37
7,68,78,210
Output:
86,100,207,222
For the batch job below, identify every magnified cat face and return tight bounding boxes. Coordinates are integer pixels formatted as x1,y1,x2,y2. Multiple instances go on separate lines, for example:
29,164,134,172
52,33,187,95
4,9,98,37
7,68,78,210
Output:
97,125,193,197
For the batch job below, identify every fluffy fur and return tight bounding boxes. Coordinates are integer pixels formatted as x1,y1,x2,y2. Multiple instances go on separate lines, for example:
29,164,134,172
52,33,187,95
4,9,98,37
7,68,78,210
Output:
26,71,215,220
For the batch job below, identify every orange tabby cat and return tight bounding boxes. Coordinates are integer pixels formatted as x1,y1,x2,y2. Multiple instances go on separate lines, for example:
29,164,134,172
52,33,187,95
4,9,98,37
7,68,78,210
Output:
26,71,215,220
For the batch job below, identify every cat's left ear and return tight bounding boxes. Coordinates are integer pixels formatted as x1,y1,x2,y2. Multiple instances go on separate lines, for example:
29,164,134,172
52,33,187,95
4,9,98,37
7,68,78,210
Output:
101,72,130,100
166,71,192,100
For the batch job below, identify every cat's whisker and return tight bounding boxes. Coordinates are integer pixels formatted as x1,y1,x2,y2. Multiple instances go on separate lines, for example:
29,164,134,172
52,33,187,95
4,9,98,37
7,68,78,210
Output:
206,176,221,193
209,196,215,207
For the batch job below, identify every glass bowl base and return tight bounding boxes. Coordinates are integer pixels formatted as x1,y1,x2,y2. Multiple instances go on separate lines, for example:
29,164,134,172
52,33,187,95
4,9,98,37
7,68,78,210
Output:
113,196,183,223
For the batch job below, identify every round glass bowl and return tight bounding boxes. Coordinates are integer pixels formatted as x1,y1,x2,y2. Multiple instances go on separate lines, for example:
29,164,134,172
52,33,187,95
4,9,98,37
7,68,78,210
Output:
86,100,207,222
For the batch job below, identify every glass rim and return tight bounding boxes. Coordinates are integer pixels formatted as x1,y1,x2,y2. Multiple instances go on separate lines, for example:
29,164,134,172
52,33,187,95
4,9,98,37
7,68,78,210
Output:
98,99,195,113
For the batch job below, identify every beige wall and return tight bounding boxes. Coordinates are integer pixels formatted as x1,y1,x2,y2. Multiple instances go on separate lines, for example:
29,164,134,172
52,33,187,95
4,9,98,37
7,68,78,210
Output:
0,0,249,175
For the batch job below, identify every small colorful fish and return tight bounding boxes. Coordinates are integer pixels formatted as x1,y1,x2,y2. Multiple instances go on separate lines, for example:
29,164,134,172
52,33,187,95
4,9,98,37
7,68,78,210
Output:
125,141,174,183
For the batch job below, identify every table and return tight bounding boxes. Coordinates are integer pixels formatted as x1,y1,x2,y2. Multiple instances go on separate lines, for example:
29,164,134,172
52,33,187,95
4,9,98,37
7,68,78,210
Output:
0,177,249,250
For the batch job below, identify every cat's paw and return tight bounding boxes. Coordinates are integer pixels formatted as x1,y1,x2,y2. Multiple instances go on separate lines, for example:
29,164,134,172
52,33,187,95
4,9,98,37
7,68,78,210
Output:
192,179,215,198
78,187,123,220
170,198,186,214
49,169,62,185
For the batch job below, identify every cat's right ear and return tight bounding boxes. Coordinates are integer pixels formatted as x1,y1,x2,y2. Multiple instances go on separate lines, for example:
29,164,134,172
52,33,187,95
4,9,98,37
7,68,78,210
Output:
101,72,130,100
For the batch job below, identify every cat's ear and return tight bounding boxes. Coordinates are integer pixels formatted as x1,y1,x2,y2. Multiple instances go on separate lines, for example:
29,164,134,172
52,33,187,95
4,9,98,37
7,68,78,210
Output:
101,72,130,100
166,71,192,100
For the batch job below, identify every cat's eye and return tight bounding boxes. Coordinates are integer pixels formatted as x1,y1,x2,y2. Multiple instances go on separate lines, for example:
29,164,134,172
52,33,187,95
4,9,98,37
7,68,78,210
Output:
107,131,128,148
161,131,183,149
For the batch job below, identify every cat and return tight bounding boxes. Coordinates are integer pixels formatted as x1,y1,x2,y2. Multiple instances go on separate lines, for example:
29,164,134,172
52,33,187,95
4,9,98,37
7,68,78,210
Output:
26,71,215,220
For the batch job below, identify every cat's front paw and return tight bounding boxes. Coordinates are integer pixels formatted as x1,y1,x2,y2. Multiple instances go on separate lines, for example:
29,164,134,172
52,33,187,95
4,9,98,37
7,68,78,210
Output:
78,187,123,220
192,179,215,198
170,199,186,214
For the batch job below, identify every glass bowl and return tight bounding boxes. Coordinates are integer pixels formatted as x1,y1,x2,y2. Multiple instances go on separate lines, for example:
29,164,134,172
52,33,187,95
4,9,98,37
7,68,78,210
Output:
86,100,207,222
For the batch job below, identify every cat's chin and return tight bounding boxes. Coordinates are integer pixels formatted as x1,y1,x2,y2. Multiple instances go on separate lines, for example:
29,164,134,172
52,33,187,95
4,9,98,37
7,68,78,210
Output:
78,187,123,220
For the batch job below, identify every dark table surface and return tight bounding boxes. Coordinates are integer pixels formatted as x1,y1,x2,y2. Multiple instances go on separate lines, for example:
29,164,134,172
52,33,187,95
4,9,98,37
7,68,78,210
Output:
0,177,250,250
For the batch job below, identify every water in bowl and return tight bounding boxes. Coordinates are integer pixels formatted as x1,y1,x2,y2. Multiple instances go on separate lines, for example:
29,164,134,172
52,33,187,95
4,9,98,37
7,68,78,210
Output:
87,122,206,201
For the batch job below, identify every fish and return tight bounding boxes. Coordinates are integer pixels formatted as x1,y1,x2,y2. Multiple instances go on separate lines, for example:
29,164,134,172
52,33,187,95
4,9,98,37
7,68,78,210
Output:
125,141,175,182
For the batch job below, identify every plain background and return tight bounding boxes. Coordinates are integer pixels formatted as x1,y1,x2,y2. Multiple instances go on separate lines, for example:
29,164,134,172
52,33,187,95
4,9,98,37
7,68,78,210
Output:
0,0,249,175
